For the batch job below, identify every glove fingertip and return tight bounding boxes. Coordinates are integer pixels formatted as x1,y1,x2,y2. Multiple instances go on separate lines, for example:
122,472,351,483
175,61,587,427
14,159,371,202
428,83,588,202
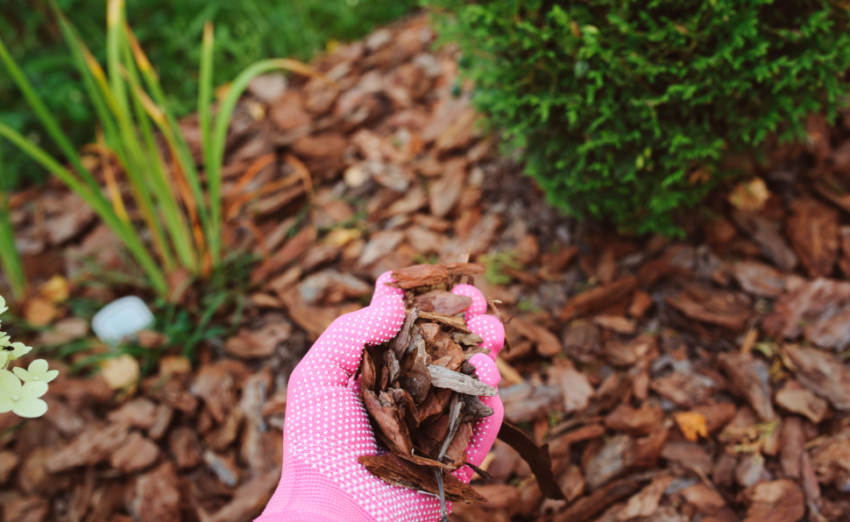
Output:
468,352,501,387
452,284,488,319
371,271,404,303
467,315,506,360
452,467,474,484
364,292,405,345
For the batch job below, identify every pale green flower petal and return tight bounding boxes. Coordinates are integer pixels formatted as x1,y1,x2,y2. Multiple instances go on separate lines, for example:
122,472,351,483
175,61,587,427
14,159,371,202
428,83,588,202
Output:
0,370,21,395
12,367,28,381
12,398,47,418
0,352,7,369
9,342,31,359
0,295,7,315
42,370,59,383
28,359,49,375
15,360,56,383
19,381,49,400
0,396,12,413
0,334,10,347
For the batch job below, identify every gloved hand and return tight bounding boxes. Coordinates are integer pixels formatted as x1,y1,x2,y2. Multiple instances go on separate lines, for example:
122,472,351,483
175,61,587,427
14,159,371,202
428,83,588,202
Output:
257,271,505,522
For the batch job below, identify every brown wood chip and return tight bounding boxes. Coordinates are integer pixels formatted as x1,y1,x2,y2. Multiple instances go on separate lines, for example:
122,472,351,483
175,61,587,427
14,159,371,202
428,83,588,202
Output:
452,331,484,347
391,264,450,289
437,394,464,461
417,310,471,333
559,276,637,321
553,476,644,522
362,389,414,456
399,341,432,404
358,454,486,503
444,262,485,276
461,394,494,423
428,365,497,397
390,308,419,358
496,421,566,501
361,349,377,391
413,290,473,316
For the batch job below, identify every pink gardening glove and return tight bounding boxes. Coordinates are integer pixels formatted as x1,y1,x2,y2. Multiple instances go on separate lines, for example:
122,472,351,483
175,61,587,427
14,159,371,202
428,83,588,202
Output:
256,272,505,522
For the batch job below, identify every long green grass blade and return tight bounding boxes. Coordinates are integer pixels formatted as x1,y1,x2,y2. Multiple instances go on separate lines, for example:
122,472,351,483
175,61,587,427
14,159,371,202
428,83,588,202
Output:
106,0,130,118
0,151,26,299
0,38,101,195
49,3,156,263
0,200,25,300
121,35,197,271
51,9,160,272
112,112,176,273
128,26,211,250
51,5,119,142
102,6,176,273
50,2,128,179
207,58,325,262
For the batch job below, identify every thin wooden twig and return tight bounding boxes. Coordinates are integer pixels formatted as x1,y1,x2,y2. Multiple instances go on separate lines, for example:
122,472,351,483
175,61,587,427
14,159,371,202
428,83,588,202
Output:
434,468,448,522
437,394,463,461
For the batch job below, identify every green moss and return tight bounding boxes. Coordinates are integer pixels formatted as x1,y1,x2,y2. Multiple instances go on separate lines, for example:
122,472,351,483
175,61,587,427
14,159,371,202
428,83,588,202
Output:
480,251,522,285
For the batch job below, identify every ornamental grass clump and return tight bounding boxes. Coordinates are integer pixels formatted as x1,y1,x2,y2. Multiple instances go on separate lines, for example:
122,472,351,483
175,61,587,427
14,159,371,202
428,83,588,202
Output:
0,295,57,418
426,0,850,236
0,0,325,296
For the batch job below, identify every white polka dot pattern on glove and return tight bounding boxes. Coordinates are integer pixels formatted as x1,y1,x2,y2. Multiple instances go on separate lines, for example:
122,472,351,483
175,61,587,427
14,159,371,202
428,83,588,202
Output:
453,284,488,321
257,273,505,522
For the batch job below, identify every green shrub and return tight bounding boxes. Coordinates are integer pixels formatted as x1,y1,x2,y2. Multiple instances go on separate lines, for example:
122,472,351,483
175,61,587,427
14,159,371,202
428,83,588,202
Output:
0,0,417,189
425,0,850,235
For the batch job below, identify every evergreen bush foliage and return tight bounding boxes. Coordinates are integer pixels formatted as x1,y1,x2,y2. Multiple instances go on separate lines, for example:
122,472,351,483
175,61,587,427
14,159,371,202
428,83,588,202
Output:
426,0,850,235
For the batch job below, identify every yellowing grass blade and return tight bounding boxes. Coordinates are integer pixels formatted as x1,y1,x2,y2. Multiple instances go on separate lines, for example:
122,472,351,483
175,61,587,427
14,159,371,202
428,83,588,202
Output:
87,135,130,223
124,21,156,80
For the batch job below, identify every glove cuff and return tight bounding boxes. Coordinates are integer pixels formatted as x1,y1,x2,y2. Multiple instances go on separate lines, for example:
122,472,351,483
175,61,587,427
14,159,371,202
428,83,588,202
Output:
257,512,341,522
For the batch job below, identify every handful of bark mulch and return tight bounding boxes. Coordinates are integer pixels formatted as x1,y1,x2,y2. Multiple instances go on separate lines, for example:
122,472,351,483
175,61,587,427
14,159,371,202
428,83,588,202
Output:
357,263,566,510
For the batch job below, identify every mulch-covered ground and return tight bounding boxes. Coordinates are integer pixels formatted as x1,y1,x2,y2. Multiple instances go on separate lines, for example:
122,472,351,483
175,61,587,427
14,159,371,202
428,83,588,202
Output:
3,12,850,522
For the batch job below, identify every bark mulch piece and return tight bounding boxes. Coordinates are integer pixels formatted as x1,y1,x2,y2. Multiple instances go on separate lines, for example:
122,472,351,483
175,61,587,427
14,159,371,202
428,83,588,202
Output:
358,262,563,507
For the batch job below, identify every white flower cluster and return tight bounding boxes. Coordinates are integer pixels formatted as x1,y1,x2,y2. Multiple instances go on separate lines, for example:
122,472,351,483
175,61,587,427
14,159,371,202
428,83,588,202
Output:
0,295,57,418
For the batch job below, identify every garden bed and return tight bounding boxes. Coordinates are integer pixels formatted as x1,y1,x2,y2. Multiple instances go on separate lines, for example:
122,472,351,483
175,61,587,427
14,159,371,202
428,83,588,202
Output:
2,12,850,522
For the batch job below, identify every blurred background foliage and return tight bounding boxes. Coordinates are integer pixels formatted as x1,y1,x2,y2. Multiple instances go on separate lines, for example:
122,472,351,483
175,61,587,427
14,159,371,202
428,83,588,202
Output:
0,0,417,189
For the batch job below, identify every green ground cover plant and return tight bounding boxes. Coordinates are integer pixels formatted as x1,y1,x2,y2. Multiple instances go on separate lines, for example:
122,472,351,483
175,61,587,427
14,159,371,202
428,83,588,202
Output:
0,0,417,189
426,0,850,235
